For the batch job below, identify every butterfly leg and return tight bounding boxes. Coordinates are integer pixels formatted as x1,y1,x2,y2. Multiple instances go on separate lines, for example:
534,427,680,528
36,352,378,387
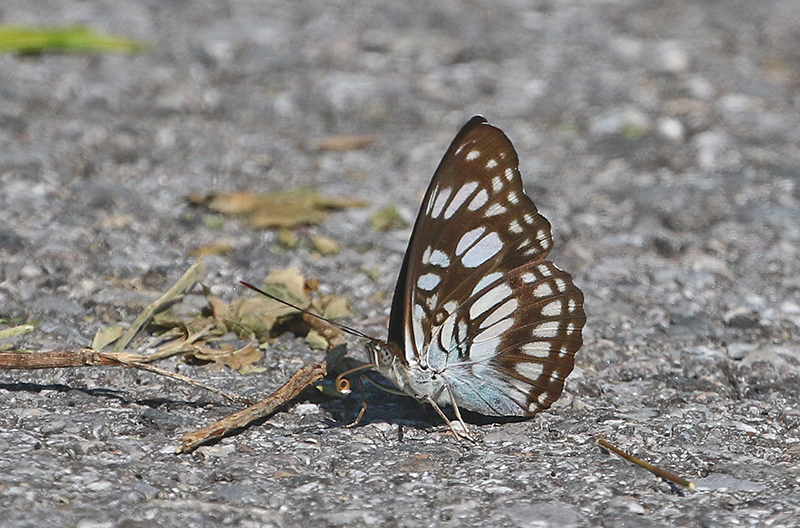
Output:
344,376,368,428
423,390,475,443
446,387,475,442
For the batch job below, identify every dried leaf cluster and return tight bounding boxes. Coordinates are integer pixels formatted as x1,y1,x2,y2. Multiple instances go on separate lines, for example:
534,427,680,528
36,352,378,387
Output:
89,263,352,375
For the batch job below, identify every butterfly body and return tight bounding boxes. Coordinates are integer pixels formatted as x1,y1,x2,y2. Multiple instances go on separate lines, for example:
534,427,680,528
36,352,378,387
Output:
368,116,585,423
367,339,451,408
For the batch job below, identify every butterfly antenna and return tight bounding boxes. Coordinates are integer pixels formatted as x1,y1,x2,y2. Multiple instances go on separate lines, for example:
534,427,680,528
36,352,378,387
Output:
239,280,374,341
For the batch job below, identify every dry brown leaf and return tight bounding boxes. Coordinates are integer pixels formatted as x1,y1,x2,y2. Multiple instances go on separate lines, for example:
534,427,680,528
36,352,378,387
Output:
309,234,340,255
95,214,136,230
305,330,329,350
151,323,215,360
198,191,259,215
360,266,382,282
112,258,206,353
91,325,125,350
191,242,234,257
313,134,376,152
317,295,353,319
264,267,309,304
150,311,188,330
189,188,366,229
277,228,297,248
226,297,296,340
206,295,229,320
187,344,264,374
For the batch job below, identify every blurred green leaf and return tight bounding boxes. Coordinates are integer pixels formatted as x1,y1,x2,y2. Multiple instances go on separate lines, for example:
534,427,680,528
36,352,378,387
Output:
0,26,144,54
0,324,36,341
370,205,408,232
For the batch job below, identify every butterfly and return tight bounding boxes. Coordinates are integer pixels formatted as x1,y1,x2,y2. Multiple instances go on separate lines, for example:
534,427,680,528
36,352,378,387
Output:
361,116,586,438
242,116,585,440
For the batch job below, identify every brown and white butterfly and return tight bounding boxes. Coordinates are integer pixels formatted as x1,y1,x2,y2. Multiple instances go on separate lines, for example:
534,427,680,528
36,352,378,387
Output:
364,116,585,436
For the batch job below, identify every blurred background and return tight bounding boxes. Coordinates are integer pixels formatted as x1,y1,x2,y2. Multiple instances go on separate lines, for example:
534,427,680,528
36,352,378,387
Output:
1,1,799,526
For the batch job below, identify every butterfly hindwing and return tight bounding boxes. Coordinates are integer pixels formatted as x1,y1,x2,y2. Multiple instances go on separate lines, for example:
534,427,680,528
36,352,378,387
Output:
427,260,585,416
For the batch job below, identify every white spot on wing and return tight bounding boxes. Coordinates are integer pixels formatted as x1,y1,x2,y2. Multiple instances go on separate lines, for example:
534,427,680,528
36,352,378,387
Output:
443,182,478,219
486,159,498,168
507,191,519,204
509,220,523,234
532,321,560,338
505,167,514,181
438,313,456,350
404,325,415,363
521,272,537,284
456,321,468,342
474,318,514,342
426,293,438,310
515,362,544,380
479,298,518,329
492,176,503,192
468,189,489,211
484,203,507,217
522,342,551,358
532,282,553,298
429,249,450,267
469,336,501,363
455,227,485,256
470,271,503,296
469,283,512,321
508,376,532,395
462,231,503,268
555,278,566,292
484,203,508,218
538,264,552,277
430,187,452,218
466,150,480,161
413,304,426,351
421,246,432,264
471,319,514,361
541,300,563,317
417,273,441,291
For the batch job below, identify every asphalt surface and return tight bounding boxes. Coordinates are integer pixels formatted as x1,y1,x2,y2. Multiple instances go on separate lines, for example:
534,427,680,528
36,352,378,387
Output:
1,1,799,527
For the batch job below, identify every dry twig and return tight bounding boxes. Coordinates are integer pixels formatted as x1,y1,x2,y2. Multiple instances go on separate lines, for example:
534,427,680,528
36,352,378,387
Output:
176,360,328,453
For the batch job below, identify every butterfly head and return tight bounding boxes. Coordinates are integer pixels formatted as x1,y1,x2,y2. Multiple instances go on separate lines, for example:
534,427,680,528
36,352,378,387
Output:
366,339,402,369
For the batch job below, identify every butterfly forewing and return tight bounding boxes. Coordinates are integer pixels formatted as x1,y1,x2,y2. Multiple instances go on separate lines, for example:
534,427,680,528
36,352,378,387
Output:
389,117,555,364
385,116,585,416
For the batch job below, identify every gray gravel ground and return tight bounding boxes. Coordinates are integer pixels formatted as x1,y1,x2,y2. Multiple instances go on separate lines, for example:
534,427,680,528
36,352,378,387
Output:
1,1,800,526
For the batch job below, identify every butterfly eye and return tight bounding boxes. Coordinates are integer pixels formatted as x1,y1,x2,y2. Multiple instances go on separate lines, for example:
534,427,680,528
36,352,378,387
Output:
379,346,394,366
368,342,395,367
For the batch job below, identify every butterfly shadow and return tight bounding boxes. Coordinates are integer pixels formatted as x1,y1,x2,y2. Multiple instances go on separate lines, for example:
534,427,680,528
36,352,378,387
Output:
0,381,237,412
